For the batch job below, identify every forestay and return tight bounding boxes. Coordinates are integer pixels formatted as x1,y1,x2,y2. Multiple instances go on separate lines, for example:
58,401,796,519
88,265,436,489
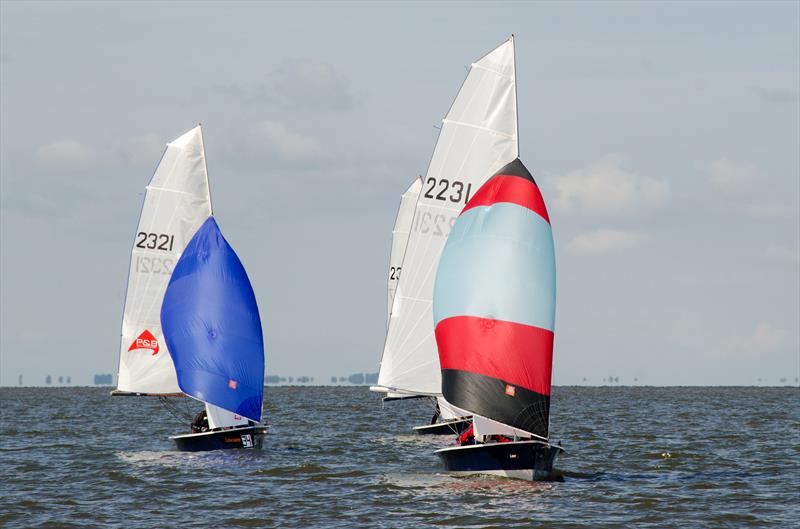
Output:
116,126,212,395
376,37,518,396
387,177,423,324
161,217,265,422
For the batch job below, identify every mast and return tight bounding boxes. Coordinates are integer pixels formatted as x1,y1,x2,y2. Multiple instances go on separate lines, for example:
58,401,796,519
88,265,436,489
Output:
374,37,518,397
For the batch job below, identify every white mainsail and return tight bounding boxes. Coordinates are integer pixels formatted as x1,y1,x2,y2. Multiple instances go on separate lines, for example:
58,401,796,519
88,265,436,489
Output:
116,125,213,395
374,37,519,396
387,177,423,323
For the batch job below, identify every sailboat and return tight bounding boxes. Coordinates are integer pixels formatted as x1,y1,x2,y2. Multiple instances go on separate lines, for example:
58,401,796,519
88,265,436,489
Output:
113,125,266,451
163,216,265,451
372,37,519,435
433,159,564,480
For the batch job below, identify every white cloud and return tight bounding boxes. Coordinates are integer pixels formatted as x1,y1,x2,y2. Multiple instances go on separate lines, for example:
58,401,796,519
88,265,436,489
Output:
766,243,800,262
35,139,96,170
117,132,165,166
746,202,794,219
707,158,761,193
719,323,788,358
236,120,327,168
567,229,645,255
274,60,355,111
214,60,355,111
550,156,669,215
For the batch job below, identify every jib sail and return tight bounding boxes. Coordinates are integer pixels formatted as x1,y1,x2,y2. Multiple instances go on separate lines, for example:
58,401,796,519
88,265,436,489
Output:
116,125,212,395
376,37,518,397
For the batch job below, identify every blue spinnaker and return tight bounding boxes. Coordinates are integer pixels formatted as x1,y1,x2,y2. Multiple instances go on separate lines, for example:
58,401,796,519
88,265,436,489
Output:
161,216,264,422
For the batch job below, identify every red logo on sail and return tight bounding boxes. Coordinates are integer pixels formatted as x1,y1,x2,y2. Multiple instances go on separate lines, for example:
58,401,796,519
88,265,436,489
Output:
228,379,238,389
505,384,516,397
128,330,160,356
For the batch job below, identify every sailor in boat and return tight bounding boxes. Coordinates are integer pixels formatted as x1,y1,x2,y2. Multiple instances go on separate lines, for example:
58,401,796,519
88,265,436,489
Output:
456,424,513,447
191,409,209,433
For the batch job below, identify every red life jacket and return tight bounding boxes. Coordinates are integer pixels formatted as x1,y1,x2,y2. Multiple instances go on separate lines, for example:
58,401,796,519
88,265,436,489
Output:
458,424,474,445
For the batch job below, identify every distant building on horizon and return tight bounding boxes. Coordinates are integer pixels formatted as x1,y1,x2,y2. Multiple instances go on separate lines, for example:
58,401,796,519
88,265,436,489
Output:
45,375,51,385
93,374,113,385
18,375,22,386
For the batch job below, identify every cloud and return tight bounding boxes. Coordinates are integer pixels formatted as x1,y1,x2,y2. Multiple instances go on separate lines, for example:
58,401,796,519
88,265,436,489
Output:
746,202,794,219
752,86,799,104
214,60,355,111
550,156,669,215
234,120,328,168
35,139,97,170
117,132,165,167
567,229,645,255
766,243,799,262
274,60,355,111
707,158,761,193
719,323,788,358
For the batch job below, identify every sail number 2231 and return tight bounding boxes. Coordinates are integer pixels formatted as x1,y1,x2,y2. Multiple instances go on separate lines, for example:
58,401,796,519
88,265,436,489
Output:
423,178,473,204
135,232,175,252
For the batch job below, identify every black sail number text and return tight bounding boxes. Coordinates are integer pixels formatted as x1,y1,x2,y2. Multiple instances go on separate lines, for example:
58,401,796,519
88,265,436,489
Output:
135,232,175,252
423,178,473,204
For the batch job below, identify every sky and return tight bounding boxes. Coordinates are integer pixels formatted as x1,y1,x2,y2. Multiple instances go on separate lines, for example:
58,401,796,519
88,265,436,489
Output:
1,1,798,386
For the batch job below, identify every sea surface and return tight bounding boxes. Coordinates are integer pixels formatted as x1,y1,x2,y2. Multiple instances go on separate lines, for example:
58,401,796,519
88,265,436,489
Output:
1,386,798,528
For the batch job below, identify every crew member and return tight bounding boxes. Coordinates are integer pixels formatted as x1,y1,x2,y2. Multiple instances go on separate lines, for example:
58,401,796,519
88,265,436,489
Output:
191,409,209,433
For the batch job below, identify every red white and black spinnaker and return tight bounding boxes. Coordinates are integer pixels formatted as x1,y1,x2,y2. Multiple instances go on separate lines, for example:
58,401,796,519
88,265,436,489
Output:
433,158,563,480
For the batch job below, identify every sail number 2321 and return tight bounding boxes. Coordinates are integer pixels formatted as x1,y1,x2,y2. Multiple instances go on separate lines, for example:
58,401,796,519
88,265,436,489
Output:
135,232,175,252
423,178,473,204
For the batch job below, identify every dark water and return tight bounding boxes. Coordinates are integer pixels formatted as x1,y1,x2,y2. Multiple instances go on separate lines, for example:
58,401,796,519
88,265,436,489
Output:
1,386,798,528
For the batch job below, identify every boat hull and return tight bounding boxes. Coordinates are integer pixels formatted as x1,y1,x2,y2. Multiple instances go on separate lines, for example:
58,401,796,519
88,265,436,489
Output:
435,440,563,481
171,426,266,452
413,417,472,435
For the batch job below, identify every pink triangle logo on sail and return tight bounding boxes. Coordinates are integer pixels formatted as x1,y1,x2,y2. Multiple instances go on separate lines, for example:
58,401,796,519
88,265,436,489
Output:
128,330,160,356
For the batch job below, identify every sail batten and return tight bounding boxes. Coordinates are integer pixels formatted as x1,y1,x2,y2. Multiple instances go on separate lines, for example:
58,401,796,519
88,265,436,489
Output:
378,38,518,396
116,125,211,395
